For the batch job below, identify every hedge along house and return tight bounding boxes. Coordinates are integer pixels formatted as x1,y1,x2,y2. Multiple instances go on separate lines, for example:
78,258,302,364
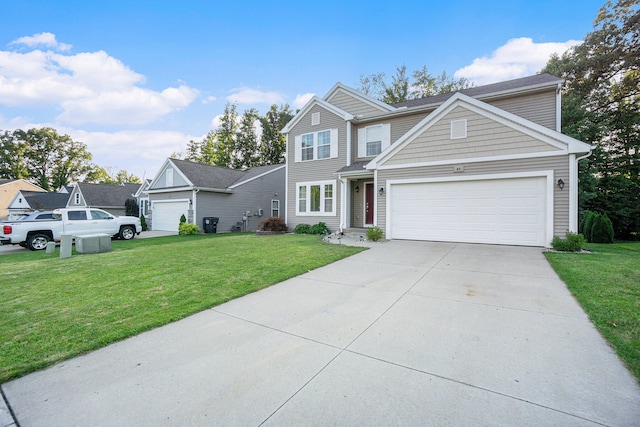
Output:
146,158,285,233
282,73,593,247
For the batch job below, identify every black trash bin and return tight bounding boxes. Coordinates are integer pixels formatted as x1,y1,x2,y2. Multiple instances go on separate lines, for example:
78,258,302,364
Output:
203,217,219,233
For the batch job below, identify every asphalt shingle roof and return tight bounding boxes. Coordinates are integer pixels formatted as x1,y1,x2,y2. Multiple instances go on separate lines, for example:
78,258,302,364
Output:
169,159,284,189
78,182,141,207
390,73,562,109
21,191,70,210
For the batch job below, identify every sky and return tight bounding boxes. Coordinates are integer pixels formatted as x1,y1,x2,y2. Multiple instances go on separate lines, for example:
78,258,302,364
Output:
0,0,606,181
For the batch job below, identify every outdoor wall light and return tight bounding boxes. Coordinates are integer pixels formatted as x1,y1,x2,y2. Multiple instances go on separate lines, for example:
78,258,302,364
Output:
557,179,565,190
355,186,360,193
379,187,385,195
189,199,193,205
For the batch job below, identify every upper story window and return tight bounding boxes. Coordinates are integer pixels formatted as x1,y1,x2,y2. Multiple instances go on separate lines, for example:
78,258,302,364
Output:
74,193,80,205
358,123,391,158
294,129,338,162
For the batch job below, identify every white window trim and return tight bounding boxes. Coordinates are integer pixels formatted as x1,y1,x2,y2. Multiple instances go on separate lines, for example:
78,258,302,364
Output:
358,123,391,158
74,193,80,205
295,180,336,216
271,199,280,217
294,129,338,162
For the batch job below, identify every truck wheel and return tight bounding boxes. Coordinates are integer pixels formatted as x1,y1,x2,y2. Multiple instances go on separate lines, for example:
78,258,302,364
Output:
119,226,135,240
27,233,51,251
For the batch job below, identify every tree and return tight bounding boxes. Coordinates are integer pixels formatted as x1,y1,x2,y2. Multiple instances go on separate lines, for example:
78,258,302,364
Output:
259,104,293,165
10,128,93,191
542,0,640,239
0,130,29,179
358,65,473,103
84,165,141,184
212,103,239,168
234,108,260,169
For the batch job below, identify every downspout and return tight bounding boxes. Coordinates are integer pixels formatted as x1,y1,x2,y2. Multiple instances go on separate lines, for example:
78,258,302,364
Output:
192,188,199,224
569,149,593,232
556,82,562,132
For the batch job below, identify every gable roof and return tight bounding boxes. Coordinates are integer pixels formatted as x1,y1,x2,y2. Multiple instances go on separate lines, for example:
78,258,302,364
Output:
76,182,141,208
0,179,15,185
391,73,562,109
18,190,70,210
281,96,353,133
323,82,396,114
369,91,591,170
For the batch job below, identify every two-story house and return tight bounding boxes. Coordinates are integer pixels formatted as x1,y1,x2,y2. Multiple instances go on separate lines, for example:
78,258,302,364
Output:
282,73,592,247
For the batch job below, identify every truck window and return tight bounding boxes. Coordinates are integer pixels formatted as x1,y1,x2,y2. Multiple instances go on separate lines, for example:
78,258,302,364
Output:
67,210,88,220
91,210,111,220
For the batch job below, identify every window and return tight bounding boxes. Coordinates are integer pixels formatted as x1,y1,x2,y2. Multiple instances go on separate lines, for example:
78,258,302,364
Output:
90,210,111,220
301,134,314,161
67,210,87,220
295,129,338,162
296,181,336,216
74,193,80,205
317,130,331,159
358,124,390,158
366,125,382,156
271,200,280,217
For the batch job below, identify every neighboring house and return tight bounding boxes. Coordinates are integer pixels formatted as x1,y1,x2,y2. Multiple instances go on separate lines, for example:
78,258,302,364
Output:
281,73,593,247
134,179,152,221
147,158,285,233
6,190,71,220
67,182,142,216
0,179,46,220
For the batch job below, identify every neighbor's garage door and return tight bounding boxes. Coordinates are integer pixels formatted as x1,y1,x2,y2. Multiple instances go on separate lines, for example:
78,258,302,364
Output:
389,177,547,246
152,200,189,232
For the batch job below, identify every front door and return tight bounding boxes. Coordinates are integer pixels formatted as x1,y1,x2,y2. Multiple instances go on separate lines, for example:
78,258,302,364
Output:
365,183,374,225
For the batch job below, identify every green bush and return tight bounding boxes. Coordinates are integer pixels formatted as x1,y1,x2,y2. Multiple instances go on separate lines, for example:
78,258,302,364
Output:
582,211,597,242
551,231,586,252
178,222,199,235
591,213,614,243
293,224,311,234
179,214,187,224
140,215,148,231
258,216,288,232
366,226,384,242
309,222,330,235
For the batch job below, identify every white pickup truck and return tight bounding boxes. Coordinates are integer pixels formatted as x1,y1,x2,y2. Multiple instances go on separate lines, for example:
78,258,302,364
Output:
1,208,142,250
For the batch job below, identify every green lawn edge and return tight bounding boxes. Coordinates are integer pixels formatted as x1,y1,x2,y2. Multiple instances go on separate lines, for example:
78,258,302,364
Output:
545,242,640,383
0,233,366,383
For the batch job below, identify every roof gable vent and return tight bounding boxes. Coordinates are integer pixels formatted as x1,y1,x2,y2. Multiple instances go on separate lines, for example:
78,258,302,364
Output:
450,119,467,139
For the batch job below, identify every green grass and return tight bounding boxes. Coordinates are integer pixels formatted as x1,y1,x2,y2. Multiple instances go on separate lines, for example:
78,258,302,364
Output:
545,242,640,382
0,233,365,383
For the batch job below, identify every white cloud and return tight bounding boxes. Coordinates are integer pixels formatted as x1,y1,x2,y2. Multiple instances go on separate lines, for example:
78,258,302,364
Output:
9,32,72,51
202,95,217,104
292,92,314,109
0,35,199,126
226,87,284,105
454,37,581,85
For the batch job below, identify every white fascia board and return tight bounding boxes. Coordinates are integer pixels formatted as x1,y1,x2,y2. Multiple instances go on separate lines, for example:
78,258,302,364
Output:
229,165,285,189
324,82,396,113
281,96,354,133
147,186,193,194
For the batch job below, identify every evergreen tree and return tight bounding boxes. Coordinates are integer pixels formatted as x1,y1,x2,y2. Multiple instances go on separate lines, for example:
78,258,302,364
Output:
259,104,293,165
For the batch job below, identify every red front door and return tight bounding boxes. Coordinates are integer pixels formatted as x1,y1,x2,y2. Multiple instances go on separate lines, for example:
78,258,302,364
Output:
365,183,374,225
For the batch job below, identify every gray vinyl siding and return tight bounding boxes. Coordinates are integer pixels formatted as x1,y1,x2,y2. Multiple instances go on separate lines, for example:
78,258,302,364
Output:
286,105,347,232
150,166,189,189
195,167,285,232
383,106,561,166
326,91,386,117
487,89,557,130
353,112,427,162
376,155,570,238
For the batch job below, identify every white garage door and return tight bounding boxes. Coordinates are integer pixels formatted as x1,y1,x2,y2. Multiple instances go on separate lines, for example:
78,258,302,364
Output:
152,201,189,232
389,177,547,246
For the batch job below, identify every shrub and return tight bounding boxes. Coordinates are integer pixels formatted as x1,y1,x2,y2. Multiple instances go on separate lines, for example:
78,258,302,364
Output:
591,213,614,243
140,215,148,231
178,222,199,235
551,231,586,252
293,224,311,234
258,216,288,232
582,211,597,243
309,222,330,235
179,214,187,224
125,198,139,217
366,226,384,242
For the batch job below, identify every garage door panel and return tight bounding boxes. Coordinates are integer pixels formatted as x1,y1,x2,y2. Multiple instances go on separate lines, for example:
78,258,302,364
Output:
153,201,189,232
390,177,546,246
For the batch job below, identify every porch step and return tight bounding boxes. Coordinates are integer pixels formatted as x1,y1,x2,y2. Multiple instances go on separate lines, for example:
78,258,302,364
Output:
342,228,368,239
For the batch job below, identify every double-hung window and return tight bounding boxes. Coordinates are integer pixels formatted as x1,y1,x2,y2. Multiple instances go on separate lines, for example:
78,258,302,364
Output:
357,123,391,158
366,125,382,156
271,200,280,217
295,129,338,162
296,180,336,216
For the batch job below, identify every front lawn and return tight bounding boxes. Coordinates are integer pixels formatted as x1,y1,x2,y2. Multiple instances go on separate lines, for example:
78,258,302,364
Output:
0,233,365,383
545,242,640,382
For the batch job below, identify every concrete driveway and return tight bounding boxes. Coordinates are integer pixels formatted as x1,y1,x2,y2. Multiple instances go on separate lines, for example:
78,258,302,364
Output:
2,241,639,426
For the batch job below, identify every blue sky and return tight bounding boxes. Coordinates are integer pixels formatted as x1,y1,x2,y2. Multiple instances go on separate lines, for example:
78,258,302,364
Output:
1,0,605,180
